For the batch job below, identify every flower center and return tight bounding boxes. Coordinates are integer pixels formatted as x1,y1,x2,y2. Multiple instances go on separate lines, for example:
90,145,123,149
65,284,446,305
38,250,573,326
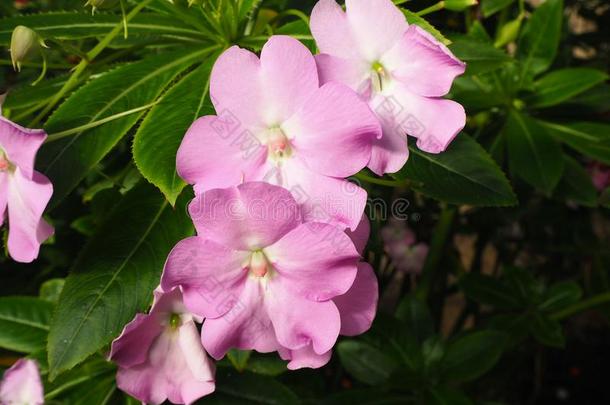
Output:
371,61,389,93
169,313,181,330
266,127,291,162
248,250,270,277
0,150,11,172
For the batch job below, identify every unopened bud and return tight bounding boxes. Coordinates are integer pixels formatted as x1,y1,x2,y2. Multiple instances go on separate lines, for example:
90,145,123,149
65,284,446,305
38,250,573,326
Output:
10,26,45,72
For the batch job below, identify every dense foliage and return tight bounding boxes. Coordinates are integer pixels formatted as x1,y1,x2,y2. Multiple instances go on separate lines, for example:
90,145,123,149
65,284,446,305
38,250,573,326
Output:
1,0,609,403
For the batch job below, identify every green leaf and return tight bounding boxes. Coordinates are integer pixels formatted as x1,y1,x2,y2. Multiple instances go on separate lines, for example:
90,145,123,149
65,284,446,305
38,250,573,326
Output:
227,349,251,372
553,156,598,207
0,296,53,354
482,0,516,17
449,39,512,75
3,74,72,111
460,273,523,309
539,281,583,312
505,110,564,193
47,183,193,379
245,354,287,376
0,12,207,45
133,56,217,205
337,340,399,385
394,134,517,206
527,68,608,108
441,330,507,382
541,121,610,165
401,9,451,45
395,295,434,343
529,313,565,347
41,48,206,207
44,356,116,403
425,387,474,405
214,369,299,404
321,389,412,405
39,278,65,303
494,16,523,48
517,0,563,77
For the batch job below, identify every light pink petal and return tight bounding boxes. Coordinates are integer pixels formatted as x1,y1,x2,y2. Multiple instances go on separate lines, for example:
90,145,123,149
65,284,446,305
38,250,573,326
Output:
0,359,43,405
334,262,378,336
266,285,341,354
0,116,46,180
178,321,216,386
265,222,359,302
161,236,249,319
176,115,267,192
259,35,319,124
382,25,465,97
201,278,278,359
392,85,466,153
367,108,409,175
116,327,215,405
279,344,332,370
345,0,409,60
284,82,380,178
0,174,7,228
210,45,264,129
346,214,370,255
6,169,53,263
314,54,370,95
310,0,359,59
281,159,368,230
188,182,301,251
110,313,163,368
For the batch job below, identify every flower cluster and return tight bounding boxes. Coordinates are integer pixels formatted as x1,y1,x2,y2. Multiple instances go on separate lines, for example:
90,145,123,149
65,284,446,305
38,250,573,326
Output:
109,0,464,403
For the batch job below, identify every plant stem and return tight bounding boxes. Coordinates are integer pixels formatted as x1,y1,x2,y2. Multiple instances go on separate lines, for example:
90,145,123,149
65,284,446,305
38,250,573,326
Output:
28,0,153,127
416,1,445,16
551,292,610,320
416,206,456,301
355,172,409,188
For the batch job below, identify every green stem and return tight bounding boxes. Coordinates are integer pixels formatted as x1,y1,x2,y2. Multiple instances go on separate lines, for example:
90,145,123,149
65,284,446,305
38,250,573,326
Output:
28,0,153,127
551,292,610,320
244,0,264,36
44,101,159,143
416,206,456,301
416,1,445,16
355,172,409,188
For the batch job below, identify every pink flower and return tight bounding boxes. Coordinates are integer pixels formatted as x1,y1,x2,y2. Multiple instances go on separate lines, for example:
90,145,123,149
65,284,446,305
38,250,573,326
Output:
381,219,429,274
588,162,610,191
109,288,215,405
310,0,466,175
161,182,362,366
177,35,381,230
280,215,378,369
0,358,44,405
0,116,53,263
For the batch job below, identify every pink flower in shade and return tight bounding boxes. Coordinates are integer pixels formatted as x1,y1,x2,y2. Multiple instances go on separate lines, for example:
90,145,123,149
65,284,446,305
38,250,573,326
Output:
588,162,610,191
176,35,381,231
381,219,429,274
0,359,44,405
310,0,466,175
280,214,378,369
0,116,53,263
161,182,362,367
109,288,215,405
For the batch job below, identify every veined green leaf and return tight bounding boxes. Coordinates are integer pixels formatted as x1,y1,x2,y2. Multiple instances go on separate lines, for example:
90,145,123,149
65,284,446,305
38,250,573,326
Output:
505,110,564,193
338,340,399,385
0,296,53,354
517,0,563,77
528,68,608,108
440,331,507,382
482,0,516,17
133,55,217,205
553,156,598,207
541,121,610,165
394,134,517,206
41,48,208,207
0,12,208,45
47,183,193,379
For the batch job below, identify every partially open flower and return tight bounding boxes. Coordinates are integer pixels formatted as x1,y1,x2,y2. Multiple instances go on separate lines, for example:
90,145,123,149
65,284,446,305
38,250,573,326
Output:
110,288,215,405
0,359,44,405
